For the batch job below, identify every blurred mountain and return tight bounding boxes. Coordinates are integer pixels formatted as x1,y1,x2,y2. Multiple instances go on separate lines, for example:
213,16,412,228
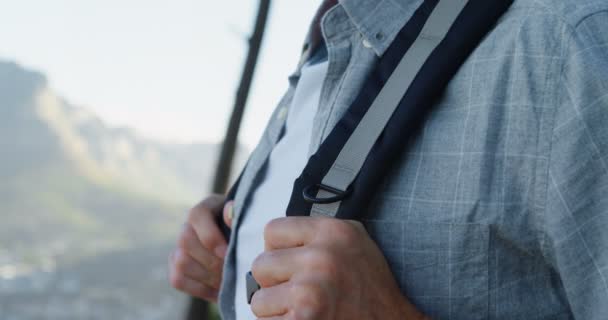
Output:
0,59,246,263
0,60,246,319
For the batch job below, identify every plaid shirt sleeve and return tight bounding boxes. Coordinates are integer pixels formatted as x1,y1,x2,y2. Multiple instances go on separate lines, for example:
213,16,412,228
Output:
542,10,608,320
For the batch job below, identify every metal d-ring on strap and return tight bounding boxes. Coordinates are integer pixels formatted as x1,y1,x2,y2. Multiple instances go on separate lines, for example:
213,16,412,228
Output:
303,183,353,204
308,0,470,218
247,0,470,305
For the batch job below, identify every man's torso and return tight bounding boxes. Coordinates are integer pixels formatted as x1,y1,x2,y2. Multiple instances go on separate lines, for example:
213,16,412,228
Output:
219,0,608,319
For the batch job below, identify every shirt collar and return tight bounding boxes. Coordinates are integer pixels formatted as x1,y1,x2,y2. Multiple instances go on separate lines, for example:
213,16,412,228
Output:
338,0,424,56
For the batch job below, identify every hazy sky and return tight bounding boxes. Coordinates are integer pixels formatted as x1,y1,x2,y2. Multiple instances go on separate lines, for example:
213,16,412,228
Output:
0,0,321,149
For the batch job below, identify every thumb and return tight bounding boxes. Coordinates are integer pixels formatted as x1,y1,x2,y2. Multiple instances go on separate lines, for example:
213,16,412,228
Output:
223,201,235,229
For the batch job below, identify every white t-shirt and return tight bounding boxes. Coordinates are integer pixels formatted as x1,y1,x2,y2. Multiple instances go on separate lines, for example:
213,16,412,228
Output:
234,58,329,319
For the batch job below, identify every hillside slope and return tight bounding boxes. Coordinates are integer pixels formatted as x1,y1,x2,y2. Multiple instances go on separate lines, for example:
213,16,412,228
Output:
0,60,246,319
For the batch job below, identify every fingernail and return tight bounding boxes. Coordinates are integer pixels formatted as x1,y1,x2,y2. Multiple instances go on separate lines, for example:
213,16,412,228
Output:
227,202,234,221
214,244,227,259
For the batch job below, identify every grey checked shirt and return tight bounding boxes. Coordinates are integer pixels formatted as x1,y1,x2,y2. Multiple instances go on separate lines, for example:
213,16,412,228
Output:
219,0,608,319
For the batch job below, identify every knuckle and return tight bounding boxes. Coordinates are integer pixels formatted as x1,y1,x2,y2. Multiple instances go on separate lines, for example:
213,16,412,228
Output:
188,198,217,222
300,249,339,281
177,227,195,250
200,269,218,289
303,248,334,270
324,219,358,242
170,272,186,290
250,253,267,279
207,255,222,273
187,206,204,225
198,232,216,249
291,283,325,319
174,252,190,274
263,218,281,240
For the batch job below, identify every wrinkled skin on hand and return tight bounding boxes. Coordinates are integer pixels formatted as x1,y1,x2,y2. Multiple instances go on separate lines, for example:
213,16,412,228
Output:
250,216,428,320
169,194,233,303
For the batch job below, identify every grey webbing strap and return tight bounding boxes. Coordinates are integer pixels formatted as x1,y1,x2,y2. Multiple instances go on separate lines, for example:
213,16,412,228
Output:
311,0,469,217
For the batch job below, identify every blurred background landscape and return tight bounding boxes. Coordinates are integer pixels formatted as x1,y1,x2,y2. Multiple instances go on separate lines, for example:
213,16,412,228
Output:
0,60,248,319
0,0,319,319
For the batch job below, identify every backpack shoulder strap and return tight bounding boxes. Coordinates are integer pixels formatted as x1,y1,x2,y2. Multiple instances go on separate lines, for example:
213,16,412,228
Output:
308,0,470,217
286,0,514,219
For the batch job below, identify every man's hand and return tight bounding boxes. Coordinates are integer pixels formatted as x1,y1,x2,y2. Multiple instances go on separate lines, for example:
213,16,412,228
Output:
250,216,427,320
169,194,233,302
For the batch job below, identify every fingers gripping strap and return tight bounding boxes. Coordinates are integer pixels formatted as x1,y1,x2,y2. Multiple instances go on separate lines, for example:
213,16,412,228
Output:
311,0,470,217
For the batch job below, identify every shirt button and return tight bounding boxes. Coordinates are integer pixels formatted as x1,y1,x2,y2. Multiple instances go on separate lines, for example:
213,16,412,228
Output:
362,38,373,49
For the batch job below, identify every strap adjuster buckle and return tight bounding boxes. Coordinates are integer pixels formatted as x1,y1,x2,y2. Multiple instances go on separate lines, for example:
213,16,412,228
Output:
246,271,260,304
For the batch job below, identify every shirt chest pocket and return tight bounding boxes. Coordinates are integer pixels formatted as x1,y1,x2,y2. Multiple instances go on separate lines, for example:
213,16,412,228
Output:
363,220,490,320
